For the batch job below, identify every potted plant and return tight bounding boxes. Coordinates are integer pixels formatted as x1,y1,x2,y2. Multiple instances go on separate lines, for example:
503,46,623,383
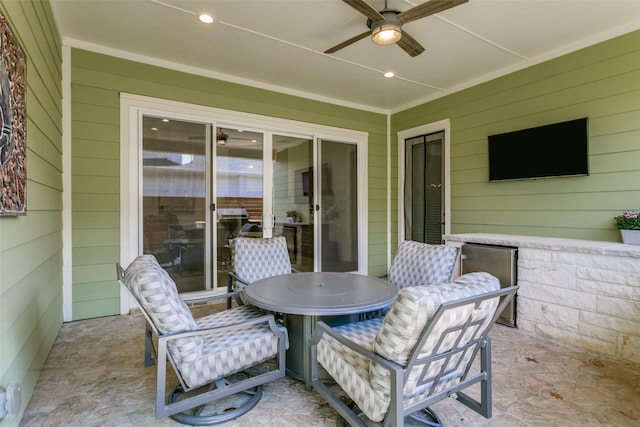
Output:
286,210,299,223
613,210,640,245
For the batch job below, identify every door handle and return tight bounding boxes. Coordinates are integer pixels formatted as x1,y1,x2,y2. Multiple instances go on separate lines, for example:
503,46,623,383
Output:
262,214,275,229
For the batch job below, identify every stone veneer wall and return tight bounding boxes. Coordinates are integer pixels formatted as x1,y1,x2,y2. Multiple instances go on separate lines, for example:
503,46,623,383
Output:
445,233,640,364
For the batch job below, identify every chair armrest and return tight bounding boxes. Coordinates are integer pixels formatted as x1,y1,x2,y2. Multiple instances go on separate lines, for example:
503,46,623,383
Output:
158,313,285,344
182,290,244,306
312,321,402,372
228,272,250,288
228,269,298,286
228,270,296,288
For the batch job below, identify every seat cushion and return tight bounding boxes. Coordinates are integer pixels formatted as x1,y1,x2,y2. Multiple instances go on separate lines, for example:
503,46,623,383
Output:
124,255,202,365
181,316,285,389
316,318,390,422
195,304,265,329
387,241,458,289
196,305,289,349
370,272,500,396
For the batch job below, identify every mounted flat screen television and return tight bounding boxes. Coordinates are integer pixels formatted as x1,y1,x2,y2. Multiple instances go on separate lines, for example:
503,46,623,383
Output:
488,117,589,182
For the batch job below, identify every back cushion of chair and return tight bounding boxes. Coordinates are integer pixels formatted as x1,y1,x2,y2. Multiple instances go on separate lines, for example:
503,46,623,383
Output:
232,236,291,284
370,272,500,395
124,255,202,365
387,241,458,289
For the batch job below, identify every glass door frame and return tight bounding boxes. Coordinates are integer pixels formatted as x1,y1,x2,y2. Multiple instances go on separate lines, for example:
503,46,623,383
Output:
119,93,368,314
396,119,451,253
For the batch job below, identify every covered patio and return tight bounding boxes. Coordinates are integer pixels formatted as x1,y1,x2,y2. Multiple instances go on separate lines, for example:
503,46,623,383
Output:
20,302,640,427
2,3,640,426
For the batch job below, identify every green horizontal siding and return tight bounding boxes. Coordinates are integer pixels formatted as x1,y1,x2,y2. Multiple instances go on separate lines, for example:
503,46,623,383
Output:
72,246,120,266
0,1,62,426
70,48,387,319
392,30,640,242
71,175,119,195
72,298,120,320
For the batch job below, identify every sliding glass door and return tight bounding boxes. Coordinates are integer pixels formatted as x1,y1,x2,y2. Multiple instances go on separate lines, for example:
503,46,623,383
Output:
319,139,358,272
272,134,314,271
134,108,366,298
214,127,264,284
141,115,209,293
271,136,359,272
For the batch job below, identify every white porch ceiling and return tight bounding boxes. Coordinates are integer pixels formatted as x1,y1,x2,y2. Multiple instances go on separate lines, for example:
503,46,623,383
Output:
50,0,640,113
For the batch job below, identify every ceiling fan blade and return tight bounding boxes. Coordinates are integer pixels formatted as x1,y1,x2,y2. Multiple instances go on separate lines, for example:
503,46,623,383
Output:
398,0,468,25
396,31,425,57
342,0,384,22
324,30,371,54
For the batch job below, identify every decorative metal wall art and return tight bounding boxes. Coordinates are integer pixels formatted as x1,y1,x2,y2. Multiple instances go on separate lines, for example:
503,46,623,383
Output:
0,10,26,216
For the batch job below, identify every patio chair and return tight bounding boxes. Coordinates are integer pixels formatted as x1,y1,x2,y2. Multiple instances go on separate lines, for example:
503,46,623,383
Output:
227,236,292,306
362,240,459,319
117,255,288,425
311,272,518,427
388,240,459,289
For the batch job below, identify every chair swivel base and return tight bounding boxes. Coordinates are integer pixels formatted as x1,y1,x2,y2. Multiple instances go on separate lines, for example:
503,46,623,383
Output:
336,401,443,427
168,378,263,426
407,407,443,427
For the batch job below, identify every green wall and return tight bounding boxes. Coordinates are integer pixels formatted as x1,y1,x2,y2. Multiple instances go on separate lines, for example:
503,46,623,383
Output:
70,49,388,320
392,30,640,243
0,1,62,426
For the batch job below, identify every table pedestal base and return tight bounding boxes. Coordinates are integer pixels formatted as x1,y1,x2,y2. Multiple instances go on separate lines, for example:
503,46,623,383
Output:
284,313,359,389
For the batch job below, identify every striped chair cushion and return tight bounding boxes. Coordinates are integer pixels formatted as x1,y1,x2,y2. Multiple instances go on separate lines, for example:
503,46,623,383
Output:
181,318,285,389
195,306,289,349
316,318,389,422
124,255,202,365
387,241,458,289
370,272,500,397
232,236,292,291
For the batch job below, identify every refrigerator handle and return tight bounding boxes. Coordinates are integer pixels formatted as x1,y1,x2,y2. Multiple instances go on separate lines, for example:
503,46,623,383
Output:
459,253,466,276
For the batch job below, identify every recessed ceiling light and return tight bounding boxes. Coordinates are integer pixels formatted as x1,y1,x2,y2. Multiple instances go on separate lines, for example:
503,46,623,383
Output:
198,14,214,24
384,71,395,78
151,127,158,131
161,118,169,122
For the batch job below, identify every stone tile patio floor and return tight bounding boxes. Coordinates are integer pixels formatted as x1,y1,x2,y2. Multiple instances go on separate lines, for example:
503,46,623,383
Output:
21,304,640,427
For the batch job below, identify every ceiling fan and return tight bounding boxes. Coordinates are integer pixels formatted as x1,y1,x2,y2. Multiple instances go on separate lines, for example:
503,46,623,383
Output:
216,129,228,145
325,0,468,57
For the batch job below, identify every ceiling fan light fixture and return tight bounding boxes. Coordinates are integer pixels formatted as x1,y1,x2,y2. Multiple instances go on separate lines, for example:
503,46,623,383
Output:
371,22,401,45
216,130,228,145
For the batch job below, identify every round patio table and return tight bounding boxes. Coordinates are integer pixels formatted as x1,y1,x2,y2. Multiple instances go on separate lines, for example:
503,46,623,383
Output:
244,272,397,388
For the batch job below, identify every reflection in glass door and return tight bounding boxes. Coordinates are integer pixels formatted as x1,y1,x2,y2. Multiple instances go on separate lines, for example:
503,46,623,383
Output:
272,135,314,271
141,116,208,293
214,127,264,285
319,140,358,272
140,118,361,291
